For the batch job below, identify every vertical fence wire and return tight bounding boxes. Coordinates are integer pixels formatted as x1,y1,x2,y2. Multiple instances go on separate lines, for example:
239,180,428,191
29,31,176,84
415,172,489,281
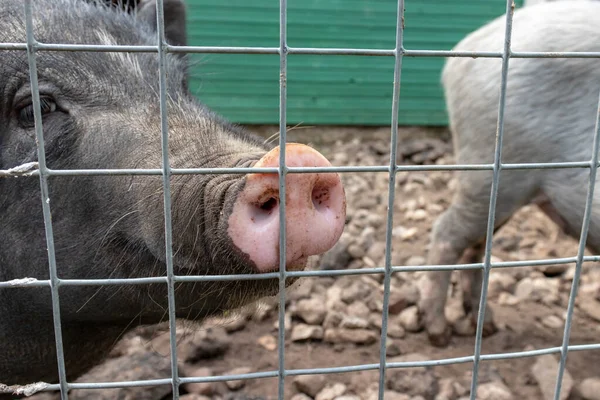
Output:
23,1,70,399
552,91,600,400
277,0,289,397
154,0,180,398
468,0,515,397
376,0,405,398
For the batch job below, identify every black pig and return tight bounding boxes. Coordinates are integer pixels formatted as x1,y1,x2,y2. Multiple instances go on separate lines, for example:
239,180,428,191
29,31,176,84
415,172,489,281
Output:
0,0,346,390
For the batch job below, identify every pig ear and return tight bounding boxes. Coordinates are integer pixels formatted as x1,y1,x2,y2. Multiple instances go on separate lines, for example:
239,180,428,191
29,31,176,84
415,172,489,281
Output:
136,0,189,90
136,0,188,48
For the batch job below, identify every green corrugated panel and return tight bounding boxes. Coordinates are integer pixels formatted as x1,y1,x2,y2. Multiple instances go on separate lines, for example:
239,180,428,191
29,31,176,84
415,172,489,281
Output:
186,0,524,126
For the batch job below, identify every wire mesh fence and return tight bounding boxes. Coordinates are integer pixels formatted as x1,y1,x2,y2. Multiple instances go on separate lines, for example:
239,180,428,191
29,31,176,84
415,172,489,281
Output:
1,0,600,399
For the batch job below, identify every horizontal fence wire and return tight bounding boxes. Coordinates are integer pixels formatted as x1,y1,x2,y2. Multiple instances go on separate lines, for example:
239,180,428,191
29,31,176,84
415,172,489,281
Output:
3,41,600,59
2,0,600,399
3,160,600,178
3,254,600,289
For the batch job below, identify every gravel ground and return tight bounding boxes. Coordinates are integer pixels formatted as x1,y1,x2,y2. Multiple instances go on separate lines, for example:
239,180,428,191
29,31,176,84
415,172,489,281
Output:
28,125,600,400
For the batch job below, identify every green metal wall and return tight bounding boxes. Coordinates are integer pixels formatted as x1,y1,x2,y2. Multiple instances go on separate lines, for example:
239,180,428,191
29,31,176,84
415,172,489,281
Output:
185,0,523,126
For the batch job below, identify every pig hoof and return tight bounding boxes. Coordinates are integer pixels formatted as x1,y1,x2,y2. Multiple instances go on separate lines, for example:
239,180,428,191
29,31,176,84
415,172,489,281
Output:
462,298,473,316
427,324,453,347
482,320,498,337
418,304,453,347
469,313,498,338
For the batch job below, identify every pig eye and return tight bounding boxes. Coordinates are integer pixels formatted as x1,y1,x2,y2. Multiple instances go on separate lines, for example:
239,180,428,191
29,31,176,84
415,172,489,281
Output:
18,96,58,127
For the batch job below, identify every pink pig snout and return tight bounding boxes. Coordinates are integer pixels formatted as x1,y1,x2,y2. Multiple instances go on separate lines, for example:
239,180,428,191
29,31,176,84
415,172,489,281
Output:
227,143,346,273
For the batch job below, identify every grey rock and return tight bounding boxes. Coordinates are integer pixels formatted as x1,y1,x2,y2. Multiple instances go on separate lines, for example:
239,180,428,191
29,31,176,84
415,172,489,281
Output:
179,395,211,400
578,294,600,323
541,315,563,329
386,340,402,357
476,382,513,400
291,394,313,400
347,243,366,259
296,298,328,325
341,281,373,304
365,391,410,400
388,283,420,315
323,311,344,329
369,313,383,330
324,328,378,345
179,327,231,362
578,377,600,400
293,374,327,398
434,378,457,400
65,351,172,400
398,306,422,332
273,312,293,336
315,383,347,400
291,324,324,342
366,242,387,263
224,367,254,391
288,279,315,302
386,353,438,400
346,301,371,319
387,317,406,339
180,366,214,396
488,272,517,297
223,394,267,400
405,255,426,266
515,277,559,304
339,315,370,329
320,235,353,270
531,354,573,400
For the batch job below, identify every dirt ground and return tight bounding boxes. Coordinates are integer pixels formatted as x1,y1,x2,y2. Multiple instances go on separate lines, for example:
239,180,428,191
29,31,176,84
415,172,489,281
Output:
28,125,600,400
208,125,600,400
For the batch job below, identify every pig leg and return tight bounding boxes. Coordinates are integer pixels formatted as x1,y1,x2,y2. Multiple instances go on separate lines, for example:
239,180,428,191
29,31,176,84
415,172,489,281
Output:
419,171,537,346
459,240,503,337
459,244,484,316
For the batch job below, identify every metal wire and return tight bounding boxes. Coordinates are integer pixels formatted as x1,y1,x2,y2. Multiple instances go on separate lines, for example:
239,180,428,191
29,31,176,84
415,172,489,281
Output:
4,160,600,178
6,252,600,290
23,1,69,399
4,160,600,179
277,0,289,397
5,0,600,399
23,342,600,393
551,91,600,400
468,0,515,398
153,0,181,398
376,0,405,398
4,39,600,59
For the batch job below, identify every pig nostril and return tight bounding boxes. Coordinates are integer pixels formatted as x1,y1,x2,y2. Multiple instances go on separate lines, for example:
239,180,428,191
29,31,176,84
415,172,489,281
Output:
260,197,278,212
312,186,331,212
250,196,279,224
